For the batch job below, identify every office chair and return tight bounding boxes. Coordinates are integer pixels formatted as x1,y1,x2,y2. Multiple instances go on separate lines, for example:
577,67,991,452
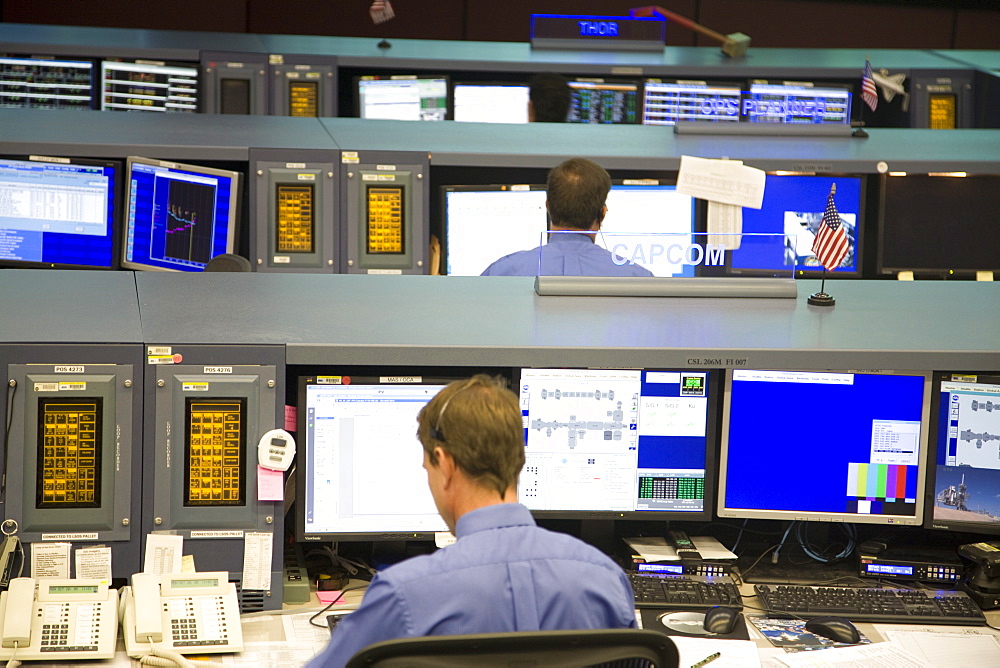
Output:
344,628,679,668
204,253,252,272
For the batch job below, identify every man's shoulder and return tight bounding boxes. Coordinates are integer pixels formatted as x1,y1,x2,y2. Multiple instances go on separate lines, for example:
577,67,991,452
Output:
481,247,542,276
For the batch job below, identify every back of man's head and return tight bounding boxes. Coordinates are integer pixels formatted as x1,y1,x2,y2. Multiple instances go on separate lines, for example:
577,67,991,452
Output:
417,375,525,497
529,72,570,123
546,158,612,230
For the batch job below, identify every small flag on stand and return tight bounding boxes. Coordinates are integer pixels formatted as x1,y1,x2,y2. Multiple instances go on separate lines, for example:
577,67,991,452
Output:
812,185,849,272
370,0,395,25
862,58,878,111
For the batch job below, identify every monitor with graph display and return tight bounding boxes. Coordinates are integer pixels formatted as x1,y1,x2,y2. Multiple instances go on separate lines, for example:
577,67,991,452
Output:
719,369,932,526
567,78,640,124
517,368,718,521
0,156,119,269
121,156,240,272
443,181,694,277
1,56,95,110
297,375,461,540
725,174,863,277
925,372,1000,536
453,83,529,123
743,81,852,124
355,75,449,121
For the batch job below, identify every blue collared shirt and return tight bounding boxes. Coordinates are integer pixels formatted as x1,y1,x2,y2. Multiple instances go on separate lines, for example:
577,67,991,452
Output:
306,503,637,667
480,233,654,277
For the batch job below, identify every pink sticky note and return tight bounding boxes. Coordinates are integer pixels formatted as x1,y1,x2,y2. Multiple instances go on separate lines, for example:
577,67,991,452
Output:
284,405,297,432
317,590,345,604
257,465,284,501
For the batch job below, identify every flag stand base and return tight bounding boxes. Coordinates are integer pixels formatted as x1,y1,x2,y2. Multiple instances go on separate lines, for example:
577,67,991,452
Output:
808,291,836,306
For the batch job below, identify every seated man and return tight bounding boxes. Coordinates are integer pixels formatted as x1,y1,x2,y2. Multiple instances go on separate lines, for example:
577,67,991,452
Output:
307,375,637,668
480,158,654,277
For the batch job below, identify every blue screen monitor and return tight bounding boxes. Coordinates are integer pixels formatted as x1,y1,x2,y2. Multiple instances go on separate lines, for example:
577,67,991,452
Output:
743,82,852,124
725,174,863,277
518,368,718,521
0,156,119,269
925,372,1000,536
122,156,239,272
719,369,932,526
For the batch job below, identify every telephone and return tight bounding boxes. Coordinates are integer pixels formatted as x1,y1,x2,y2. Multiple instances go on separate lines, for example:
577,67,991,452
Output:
0,577,118,661
121,571,243,660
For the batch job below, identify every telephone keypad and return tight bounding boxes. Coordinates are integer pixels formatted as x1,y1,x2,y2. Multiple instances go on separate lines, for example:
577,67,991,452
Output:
167,595,230,647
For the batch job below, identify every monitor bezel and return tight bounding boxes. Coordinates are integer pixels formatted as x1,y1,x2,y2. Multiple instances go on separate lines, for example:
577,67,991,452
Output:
120,155,240,272
353,73,452,121
923,370,1000,537
515,366,720,523
718,368,933,526
0,154,121,270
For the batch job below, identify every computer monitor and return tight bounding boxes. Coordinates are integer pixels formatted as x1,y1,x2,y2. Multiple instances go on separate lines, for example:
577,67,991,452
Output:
567,78,640,124
0,56,95,110
296,375,457,541
925,372,1000,536
743,81,852,124
355,75,449,121
642,79,741,126
0,156,119,269
121,156,240,272
602,182,696,277
725,174,863,277
719,369,932,526
442,184,547,276
453,83,529,123
878,174,1000,276
517,368,717,521
100,59,198,112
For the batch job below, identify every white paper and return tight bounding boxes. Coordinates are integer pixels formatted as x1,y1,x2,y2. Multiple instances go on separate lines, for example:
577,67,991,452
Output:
671,636,761,668
677,155,766,209
74,546,112,583
767,642,930,667
707,201,743,250
30,542,71,578
242,531,273,590
625,536,737,562
878,626,1000,666
143,533,183,574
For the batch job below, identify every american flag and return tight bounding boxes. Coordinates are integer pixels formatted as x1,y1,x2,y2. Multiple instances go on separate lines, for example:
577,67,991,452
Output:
370,0,395,24
862,58,878,111
812,185,849,271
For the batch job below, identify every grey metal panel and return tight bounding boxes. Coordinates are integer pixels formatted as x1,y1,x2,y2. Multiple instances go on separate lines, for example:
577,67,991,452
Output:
131,272,1000,371
0,270,142,344
268,56,337,117
0,108,336,160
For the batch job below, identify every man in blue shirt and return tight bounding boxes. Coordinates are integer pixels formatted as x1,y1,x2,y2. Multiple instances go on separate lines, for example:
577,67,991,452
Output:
307,375,637,668
481,157,654,277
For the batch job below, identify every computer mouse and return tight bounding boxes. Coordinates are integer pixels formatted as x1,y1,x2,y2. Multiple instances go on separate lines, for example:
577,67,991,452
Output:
804,616,862,644
702,606,740,634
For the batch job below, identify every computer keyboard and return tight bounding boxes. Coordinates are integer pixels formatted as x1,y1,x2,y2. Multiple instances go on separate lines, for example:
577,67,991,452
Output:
754,584,987,625
629,573,743,611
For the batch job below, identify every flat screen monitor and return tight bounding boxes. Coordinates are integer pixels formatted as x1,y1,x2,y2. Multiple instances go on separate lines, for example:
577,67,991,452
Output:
518,368,717,521
743,81,851,124
296,376,455,540
356,75,449,121
0,56,95,110
453,83,529,123
925,372,1000,536
100,59,198,112
601,182,696,277
726,174,863,277
443,184,547,276
719,369,932,526
567,78,640,124
642,80,741,126
121,156,240,272
0,156,119,269
878,174,1000,275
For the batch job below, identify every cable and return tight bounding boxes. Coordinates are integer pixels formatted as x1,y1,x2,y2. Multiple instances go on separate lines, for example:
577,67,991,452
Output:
308,584,370,629
794,522,857,563
5,640,20,668
771,522,795,564
1,379,18,502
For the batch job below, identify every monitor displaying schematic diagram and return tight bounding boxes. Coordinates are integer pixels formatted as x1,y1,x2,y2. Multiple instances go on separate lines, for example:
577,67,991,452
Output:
516,368,717,520
925,372,1000,536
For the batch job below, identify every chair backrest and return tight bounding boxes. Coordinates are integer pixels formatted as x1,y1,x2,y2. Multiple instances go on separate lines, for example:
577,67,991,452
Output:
204,253,252,272
344,628,679,668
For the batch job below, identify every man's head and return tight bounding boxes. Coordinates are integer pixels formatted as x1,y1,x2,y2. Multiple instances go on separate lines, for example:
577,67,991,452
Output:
416,375,525,528
528,72,570,123
546,157,611,231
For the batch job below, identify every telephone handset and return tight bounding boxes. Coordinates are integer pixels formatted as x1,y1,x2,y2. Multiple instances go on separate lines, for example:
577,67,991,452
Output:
122,571,244,659
0,577,118,661
0,520,24,590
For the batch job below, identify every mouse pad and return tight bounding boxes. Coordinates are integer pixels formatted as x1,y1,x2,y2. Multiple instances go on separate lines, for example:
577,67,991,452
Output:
638,609,751,641
745,615,871,651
